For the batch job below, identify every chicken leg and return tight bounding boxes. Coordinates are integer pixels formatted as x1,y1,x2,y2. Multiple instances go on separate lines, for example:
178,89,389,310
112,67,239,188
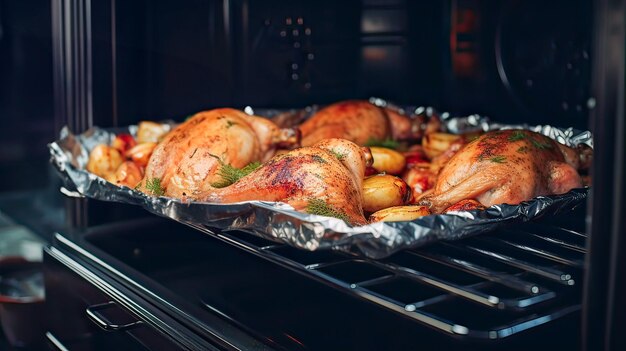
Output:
299,100,424,146
200,138,373,225
419,130,586,213
139,108,299,199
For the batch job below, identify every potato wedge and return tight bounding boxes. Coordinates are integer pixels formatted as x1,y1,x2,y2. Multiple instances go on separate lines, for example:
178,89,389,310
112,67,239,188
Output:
422,132,461,160
137,121,170,143
370,146,406,175
370,205,431,222
110,161,143,188
362,175,411,213
125,142,157,168
87,144,124,178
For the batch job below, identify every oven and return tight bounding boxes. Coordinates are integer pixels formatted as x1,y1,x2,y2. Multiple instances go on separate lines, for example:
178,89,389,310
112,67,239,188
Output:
0,0,624,350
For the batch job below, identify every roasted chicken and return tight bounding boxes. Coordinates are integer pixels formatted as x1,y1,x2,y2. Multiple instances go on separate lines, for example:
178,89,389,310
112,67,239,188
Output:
138,108,299,199
419,130,587,213
299,100,424,146
199,138,372,225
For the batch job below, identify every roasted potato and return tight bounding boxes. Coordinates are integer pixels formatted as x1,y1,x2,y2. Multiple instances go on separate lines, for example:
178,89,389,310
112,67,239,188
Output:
125,142,157,168
110,161,143,188
370,205,431,222
422,132,462,160
111,133,137,153
87,144,124,178
137,121,170,144
362,175,411,213
370,146,406,175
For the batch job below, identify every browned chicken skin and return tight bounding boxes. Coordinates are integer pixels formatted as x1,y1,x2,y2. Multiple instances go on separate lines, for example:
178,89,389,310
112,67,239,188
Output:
139,108,298,199
299,100,421,146
419,130,585,213
199,138,372,225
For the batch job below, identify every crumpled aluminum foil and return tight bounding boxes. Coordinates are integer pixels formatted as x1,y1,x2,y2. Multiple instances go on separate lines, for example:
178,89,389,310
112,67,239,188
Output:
48,103,591,259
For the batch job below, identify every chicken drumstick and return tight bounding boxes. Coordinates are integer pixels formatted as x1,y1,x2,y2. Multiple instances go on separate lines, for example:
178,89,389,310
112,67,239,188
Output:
139,108,299,199
299,100,424,146
199,138,373,225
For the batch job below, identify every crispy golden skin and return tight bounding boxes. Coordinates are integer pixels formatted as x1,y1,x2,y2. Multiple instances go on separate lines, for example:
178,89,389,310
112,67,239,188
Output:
419,130,584,213
200,138,372,225
139,108,298,199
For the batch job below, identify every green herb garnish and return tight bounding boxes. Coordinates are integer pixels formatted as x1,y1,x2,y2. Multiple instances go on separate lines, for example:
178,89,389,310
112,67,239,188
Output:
226,120,236,128
517,146,529,154
134,182,143,191
145,178,165,196
490,155,507,163
306,198,351,223
330,150,346,161
210,157,261,188
365,138,400,150
508,130,526,141
530,137,553,150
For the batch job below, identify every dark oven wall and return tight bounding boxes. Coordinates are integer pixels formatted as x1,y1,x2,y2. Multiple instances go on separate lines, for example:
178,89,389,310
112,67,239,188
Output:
102,0,592,131
0,0,54,192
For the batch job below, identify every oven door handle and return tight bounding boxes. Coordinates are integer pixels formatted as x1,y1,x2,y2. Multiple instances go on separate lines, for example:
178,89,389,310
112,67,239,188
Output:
85,301,143,331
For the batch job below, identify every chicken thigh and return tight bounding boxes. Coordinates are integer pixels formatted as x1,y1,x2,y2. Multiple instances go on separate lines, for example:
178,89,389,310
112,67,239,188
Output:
139,108,299,199
419,130,585,213
199,138,372,225
299,100,421,146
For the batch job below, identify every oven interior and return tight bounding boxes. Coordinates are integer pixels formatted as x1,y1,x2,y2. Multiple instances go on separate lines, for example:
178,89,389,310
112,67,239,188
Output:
92,0,591,130
45,209,584,350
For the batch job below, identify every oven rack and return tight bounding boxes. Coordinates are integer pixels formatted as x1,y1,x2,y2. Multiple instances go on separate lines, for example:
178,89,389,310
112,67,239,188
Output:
188,222,585,340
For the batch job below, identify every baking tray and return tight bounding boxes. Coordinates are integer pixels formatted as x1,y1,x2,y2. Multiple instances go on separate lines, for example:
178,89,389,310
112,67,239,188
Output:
49,102,591,259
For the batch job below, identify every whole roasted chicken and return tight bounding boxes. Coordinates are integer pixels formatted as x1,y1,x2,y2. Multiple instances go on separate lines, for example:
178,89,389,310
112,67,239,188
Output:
419,130,589,213
199,138,372,225
299,100,426,146
138,108,299,199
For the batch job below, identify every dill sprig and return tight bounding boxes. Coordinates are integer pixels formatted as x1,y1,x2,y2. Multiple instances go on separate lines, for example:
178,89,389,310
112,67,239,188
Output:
210,157,261,188
490,155,507,163
508,130,526,141
530,137,553,150
365,138,400,150
145,178,165,196
306,198,351,223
